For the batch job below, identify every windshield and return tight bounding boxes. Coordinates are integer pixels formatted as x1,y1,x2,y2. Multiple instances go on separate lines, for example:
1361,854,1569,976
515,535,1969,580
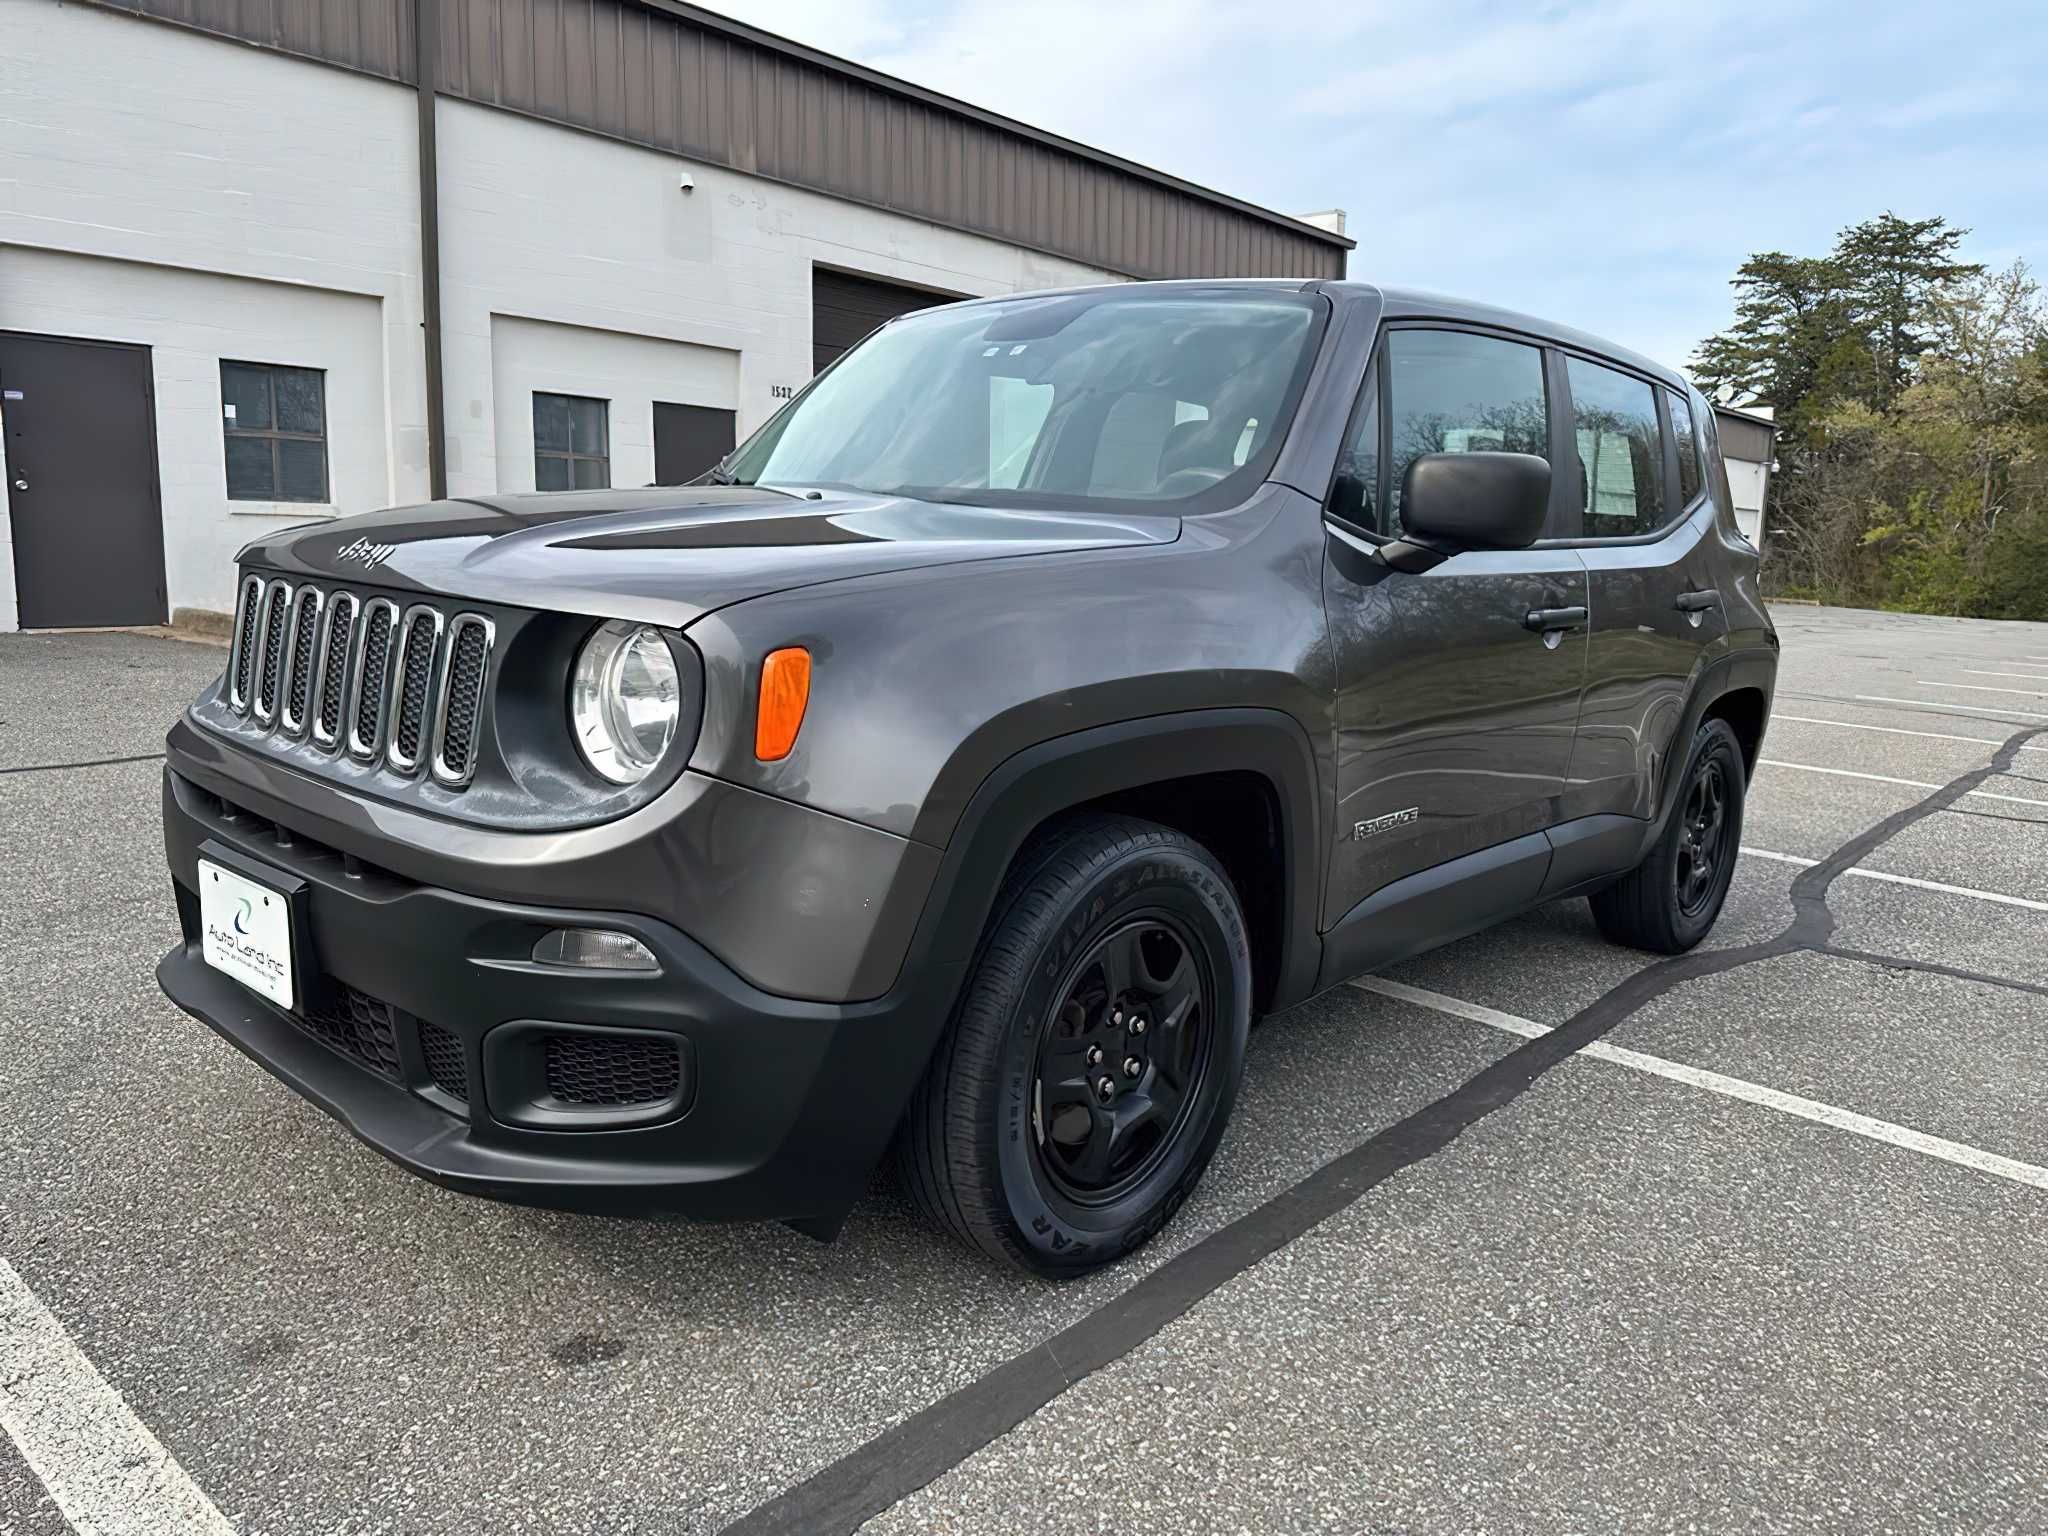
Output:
725,290,1324,511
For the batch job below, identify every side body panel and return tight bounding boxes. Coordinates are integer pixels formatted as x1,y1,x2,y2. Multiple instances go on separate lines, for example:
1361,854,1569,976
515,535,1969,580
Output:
1321,533,1587,926
1569,503,1726,823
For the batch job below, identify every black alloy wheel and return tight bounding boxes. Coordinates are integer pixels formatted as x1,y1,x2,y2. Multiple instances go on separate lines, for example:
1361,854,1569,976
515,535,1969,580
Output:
1032,917,1211,1204
1674,754,1732,919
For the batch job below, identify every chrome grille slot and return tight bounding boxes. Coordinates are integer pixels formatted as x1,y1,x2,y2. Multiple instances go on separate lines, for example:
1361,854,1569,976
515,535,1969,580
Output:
386,604,445,774
279,586,325,737
311,592,358,749
347,599,399,760
430,614,494,787
227,573,264,714
224,569,491,793
252,579,294,724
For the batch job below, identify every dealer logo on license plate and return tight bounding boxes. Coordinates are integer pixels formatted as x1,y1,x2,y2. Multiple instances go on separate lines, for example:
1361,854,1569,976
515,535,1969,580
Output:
198,859,295,1010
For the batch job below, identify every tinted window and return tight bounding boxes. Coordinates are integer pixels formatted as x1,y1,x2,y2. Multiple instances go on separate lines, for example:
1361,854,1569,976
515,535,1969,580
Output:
534,393,609,491
1669,389,1702,505
220,361,328,502
726,293,1321,511
1386,331,1548,536
1331,375,1380,530
1568,357,1665,538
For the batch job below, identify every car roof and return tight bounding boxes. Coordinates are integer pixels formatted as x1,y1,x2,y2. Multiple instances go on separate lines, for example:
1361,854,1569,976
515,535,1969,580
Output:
915,277,1690,395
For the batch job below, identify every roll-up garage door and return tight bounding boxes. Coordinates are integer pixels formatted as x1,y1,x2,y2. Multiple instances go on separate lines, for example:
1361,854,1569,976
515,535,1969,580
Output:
811,270,963,376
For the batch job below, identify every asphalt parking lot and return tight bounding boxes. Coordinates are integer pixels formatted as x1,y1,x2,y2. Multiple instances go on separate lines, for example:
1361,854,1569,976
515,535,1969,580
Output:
4,603,2045,1536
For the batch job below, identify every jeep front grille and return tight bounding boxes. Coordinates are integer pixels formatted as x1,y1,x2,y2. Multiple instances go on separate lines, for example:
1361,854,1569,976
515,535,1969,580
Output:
230,572,493,789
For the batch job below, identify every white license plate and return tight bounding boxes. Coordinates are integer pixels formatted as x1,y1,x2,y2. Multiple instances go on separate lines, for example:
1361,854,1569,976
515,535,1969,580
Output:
198,859,295,1010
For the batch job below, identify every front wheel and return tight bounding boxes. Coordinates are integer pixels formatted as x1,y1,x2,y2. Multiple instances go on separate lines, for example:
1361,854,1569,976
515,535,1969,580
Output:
900,813,1251,1276
1589,717,1747,953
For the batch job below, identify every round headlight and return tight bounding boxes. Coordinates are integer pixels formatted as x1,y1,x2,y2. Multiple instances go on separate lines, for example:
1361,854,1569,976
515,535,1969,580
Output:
570,621,682,785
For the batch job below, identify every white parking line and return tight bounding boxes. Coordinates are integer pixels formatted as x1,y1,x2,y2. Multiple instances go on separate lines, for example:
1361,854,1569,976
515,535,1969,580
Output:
1769,714,2048,754
1965,670,2048,681
1352,977,2048,1192
1756,758,2048,809
1741,848,2048,912
1919,680,2048,697
1856,694,2048,720
0,1257,237,1535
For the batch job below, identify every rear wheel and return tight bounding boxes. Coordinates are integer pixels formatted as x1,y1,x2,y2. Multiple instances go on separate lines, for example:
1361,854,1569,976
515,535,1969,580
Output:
1589,717,1746,953
900,813,1251,1275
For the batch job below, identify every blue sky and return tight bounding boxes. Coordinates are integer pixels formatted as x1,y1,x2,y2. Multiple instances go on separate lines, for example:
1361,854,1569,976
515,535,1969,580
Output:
705,0,2047,374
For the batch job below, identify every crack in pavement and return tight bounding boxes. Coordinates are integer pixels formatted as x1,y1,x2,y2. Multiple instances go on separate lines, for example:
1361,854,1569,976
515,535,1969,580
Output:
717,718,2048,1536
1817,944,2048,1000
0,752,166,778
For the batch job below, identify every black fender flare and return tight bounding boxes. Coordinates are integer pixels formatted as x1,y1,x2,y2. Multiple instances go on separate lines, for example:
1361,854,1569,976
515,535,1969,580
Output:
897,707,1326,1010
1646,645,1779,849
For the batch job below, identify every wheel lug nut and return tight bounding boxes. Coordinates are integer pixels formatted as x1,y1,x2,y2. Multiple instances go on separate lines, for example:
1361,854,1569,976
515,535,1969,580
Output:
1094,1076,1116,1104
1129,1015,1147,1035
1085,1045,1104,1068
1112,1009,1123,1027
1123,1056,1142,1078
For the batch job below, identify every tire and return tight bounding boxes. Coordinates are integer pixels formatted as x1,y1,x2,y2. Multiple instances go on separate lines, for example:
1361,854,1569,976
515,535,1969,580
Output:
1589,717,1747,953
900,812,1252,1276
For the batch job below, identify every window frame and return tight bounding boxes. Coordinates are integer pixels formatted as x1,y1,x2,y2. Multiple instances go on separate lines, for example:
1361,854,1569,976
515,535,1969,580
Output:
532,391,612,491
220,360,330,504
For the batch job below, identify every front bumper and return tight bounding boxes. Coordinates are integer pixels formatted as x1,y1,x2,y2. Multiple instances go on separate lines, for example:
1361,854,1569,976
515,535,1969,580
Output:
159,768,963,1223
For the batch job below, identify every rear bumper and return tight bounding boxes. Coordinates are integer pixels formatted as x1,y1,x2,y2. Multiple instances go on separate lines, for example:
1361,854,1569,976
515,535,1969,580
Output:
159,768,963,1222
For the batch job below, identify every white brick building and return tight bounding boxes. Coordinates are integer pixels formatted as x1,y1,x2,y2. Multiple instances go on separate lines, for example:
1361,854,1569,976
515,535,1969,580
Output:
0,0,1349,633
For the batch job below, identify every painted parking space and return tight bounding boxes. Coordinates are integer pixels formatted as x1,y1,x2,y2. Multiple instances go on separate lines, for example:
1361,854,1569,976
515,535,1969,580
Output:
3,602,2046,1535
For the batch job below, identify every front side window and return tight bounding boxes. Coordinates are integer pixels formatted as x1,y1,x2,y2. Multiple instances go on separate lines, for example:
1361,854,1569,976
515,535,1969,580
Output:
726,292,1323,512
1384,330,1548,535
221,361,328,502
1669,389,1702,506
1331,376,1380,532
1567,357,1665,538
534,393,610,490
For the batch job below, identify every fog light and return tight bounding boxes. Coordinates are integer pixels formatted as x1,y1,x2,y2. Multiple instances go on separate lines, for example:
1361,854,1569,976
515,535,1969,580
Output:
532,928,659,971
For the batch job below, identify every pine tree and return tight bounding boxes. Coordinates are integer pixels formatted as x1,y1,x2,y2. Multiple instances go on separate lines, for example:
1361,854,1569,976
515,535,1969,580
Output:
1831,213,1983,407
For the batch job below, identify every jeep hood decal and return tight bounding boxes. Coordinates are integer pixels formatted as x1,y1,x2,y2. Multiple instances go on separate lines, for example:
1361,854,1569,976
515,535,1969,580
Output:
239,487,1180,628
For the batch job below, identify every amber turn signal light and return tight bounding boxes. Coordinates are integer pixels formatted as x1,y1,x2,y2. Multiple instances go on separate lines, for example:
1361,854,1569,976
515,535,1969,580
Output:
755,647,812,761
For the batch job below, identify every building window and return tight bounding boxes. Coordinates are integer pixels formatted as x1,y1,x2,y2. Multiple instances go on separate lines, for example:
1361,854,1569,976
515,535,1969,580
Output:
221,361,329,502
534,393,610,489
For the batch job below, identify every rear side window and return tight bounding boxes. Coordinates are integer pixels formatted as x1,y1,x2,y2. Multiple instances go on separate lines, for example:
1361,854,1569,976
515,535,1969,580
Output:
1669,389,1702,506
1567,357,1665,538
1385,330,1548,535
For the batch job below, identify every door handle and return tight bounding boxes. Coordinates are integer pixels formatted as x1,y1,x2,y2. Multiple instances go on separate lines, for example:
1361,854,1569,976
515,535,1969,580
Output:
1523,605,1588,633
1675,589,1721,612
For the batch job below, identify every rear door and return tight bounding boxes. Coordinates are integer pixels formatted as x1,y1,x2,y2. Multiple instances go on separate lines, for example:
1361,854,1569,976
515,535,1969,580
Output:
1321,324,1588,928
1561,358,1726,824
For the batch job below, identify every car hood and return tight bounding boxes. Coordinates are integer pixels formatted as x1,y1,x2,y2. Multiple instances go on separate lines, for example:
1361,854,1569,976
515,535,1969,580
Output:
239,487,1180,628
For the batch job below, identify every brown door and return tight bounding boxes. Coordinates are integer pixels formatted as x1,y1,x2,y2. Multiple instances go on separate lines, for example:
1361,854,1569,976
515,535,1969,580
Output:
653,401,737,484
0,333,166,627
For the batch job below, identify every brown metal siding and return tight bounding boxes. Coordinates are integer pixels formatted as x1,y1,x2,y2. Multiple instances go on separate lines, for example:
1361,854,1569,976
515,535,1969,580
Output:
80,0,1348,281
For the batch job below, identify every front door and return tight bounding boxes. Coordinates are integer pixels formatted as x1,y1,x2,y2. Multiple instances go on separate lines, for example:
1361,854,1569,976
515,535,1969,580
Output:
0,333,166,627
1557,360,1725,823
1321,325,1587,930
654,401,737,484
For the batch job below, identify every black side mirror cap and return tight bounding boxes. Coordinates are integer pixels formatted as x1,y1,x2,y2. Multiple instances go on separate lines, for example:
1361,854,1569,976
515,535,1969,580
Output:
1399,452,1550,552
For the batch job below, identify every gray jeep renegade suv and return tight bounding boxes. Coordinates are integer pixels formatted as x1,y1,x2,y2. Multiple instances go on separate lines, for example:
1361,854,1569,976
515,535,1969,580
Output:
158,280,1776,1274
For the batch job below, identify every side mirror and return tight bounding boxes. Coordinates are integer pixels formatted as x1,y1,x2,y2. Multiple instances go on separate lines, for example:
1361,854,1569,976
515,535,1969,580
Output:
1400,452,1550,552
